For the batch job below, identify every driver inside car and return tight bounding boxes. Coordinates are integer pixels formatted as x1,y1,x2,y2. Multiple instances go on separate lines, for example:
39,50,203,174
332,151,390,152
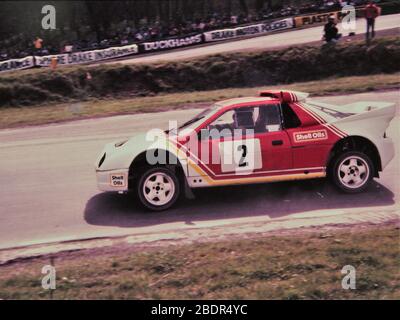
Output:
254,107,268,133
233,109,255,135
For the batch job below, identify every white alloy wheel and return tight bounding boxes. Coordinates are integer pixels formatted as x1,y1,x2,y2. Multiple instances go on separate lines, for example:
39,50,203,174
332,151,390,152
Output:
337,155,370,189
142,171,176,206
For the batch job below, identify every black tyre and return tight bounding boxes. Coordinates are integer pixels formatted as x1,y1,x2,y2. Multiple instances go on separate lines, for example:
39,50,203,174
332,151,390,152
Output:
137,167,180,211
331,151,374,193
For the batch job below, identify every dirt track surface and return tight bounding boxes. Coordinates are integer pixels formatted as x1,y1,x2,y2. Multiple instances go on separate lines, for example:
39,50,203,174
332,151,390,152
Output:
0,91,399,252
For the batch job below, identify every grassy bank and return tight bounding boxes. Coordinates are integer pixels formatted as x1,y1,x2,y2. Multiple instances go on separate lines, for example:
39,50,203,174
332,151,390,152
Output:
0,223,399,299
0,72,399,129
0,36,399,108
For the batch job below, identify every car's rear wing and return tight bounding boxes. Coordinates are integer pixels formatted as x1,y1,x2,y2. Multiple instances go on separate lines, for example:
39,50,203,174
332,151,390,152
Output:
330,101,396,138
304,99,396,139
338,101,396,114
259,90,309,103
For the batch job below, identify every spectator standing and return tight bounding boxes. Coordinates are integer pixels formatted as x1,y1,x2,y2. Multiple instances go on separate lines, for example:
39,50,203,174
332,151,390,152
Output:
32,36,43,66
34,37,43,50
64,44,73,53
365,1,381,41
323,15,341,43
50,56,58,70
230,15,238,25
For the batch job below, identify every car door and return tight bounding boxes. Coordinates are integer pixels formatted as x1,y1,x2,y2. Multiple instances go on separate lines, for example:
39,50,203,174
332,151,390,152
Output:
254,104,292,172
195,104,292,181
281,102,333,170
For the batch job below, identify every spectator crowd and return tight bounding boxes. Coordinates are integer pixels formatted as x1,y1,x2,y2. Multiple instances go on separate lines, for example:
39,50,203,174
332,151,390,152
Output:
0,0,380,61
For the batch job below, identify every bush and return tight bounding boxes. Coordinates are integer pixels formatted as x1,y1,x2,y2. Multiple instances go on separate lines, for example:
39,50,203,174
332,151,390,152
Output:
0,36,399,108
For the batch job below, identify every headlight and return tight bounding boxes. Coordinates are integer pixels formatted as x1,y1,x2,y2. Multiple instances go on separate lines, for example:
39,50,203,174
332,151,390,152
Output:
115,140,128,147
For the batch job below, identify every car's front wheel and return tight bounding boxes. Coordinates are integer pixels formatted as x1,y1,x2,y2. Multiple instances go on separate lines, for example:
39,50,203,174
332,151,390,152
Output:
137,167,180,211
331,151,374,193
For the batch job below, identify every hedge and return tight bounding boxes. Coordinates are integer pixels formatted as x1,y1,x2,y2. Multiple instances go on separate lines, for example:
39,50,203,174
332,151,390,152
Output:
0,36,399,107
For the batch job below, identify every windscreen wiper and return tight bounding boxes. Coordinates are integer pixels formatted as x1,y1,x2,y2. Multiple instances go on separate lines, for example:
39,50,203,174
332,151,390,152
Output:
178,116,205,129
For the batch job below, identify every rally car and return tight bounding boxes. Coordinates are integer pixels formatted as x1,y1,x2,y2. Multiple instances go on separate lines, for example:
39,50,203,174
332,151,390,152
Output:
95,90,396,211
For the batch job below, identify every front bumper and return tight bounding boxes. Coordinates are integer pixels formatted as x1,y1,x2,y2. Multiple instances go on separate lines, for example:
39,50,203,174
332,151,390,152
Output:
95,141,130,192
96,168,129,192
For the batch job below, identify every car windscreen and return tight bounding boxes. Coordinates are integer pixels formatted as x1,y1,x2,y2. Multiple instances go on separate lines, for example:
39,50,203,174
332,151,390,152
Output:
174,105,219,132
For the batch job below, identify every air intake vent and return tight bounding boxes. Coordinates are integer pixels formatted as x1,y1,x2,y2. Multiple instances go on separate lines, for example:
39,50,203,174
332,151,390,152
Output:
98,153,106,168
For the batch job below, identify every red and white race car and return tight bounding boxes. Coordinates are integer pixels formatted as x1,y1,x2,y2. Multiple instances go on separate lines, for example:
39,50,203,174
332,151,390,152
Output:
95,90,396,211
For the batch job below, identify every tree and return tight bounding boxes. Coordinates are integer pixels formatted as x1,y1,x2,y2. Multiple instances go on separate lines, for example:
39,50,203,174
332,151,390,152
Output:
238,0,248,14
85,1,115,41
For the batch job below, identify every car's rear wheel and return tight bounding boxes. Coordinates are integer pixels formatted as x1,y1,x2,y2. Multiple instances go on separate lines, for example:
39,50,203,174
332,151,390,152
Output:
137,167,180,211
331,151,374,193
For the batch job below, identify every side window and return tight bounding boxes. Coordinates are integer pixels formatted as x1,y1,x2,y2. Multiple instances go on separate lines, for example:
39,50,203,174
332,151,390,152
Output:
234,108,255,130
255,104,282,133
281,103,301,129
206,110,236,136
206,104,284,136
207,107,256,137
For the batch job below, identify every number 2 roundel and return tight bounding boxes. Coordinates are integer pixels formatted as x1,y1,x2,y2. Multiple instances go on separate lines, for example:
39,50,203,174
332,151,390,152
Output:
218,138,262,174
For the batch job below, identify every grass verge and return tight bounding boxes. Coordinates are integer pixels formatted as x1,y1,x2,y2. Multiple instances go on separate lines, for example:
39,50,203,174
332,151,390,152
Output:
0,223,399,299
0,72,399,129
0,36,399,108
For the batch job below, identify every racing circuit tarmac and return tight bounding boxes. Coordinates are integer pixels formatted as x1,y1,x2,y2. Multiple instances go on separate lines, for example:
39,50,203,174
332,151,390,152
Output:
105,14,400,65
0,91,399,250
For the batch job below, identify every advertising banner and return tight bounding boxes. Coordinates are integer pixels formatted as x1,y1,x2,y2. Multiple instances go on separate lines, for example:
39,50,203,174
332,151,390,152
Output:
140,34,203,52
0,56,35,73
0,44,138,72
203,18,294,42
34,43,139,67
293,9,362,27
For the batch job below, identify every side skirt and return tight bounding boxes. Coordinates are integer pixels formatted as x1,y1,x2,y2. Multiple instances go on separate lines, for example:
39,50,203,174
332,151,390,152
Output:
187,171,326,188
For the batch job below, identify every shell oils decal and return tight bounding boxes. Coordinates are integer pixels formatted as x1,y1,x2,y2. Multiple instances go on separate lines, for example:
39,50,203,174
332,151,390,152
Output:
110,173,126,187
293,129,328,143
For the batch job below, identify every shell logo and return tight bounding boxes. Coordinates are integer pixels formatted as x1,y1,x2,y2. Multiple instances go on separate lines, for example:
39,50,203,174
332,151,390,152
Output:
294,129,328,143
